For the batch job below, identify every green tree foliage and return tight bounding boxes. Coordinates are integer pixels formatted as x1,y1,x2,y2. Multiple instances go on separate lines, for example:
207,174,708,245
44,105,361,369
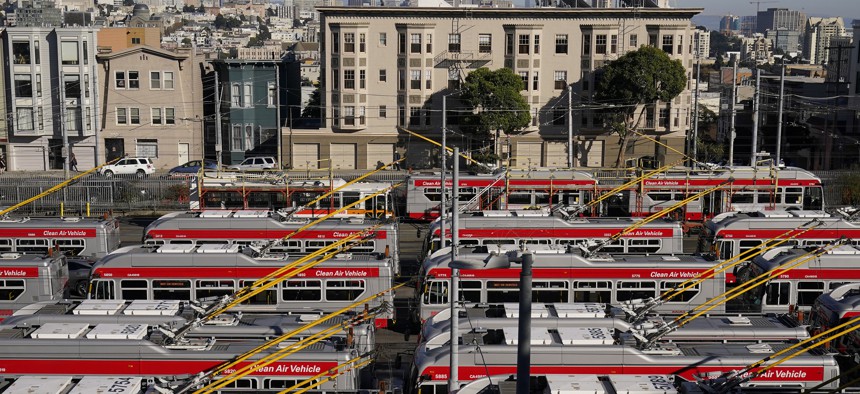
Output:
459,67,531,141
301,88,321,119
181,37,192,47
594,46,686,167
181,4,196,12
214,14,241,29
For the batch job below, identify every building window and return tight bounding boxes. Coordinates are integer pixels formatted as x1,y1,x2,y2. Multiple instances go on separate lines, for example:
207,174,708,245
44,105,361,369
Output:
268,82,276,107
630,34,638,48
518,71,528,91
398,106,405,126
165,108,175,125
86,107,91,130
448,34,461,53
611,35,618,54
662,35,674,54
409,107,420,126
677,35,683,55
14,74,32,98
117,108,128,125
410,70,421,90
152,108,162,125
130,108,140,125
410,33,421,53
344,70,355,89
424,108,431,125
533,72,539,91
332,32,340,53
479,34,492,53
344,106,355,126
379,105,387,118
519,34,529,54
556,34,568,54
16,108,34,131
595,35,607,54
231,125,242,150
131,37,141,44
448,69,460,90
426,34,432,53
344,33,355,52
398,33,405,54
360,70,366,89
64,74,81,98
163,72,174,90
659,108,669,127
83,41,88,65
553,108,565,125
379,32,387,46
554,70,567,90
244,125,253,150
231,83,241,106
425,70,432,90
379,69,387,82
333,69,340,90
398,70,405,90
150,71,161,89
506,33,513,55
359,106,366,125
61,41,79,65
534,34,540,54
243,84,252,108
128,71,139,89
136,139,158,158
115,71,126,89
12,42,30,64
359,33,366,52
582,34,591,55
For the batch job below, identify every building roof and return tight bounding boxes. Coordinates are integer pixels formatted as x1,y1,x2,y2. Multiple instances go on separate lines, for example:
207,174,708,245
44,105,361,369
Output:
96,45,190,61
289,42,319,52
316,6,702,18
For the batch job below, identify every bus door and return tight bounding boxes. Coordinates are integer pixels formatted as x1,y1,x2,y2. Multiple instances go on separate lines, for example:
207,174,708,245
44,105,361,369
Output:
365,194,386,218
90,280,116,300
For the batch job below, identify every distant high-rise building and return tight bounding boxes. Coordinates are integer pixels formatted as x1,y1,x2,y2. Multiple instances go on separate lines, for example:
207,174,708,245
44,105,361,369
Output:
719,14,739,34
805,17,846,65
826,36,853,83
756,8,806,35
739,15,757,37
693,27,709,58
741,34,772,64
766,28,800,54
12,0,63,27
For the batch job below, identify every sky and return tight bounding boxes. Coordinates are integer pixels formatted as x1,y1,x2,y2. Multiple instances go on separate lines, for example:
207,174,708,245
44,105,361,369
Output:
680,0,858,17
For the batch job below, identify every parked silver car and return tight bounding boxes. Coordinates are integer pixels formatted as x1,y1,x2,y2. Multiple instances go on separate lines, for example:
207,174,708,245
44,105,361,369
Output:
227,156,278,171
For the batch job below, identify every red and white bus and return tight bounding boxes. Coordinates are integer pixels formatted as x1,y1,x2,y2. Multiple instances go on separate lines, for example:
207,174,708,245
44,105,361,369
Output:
404,169,597,221
88,244,396,328
0,216,120,259
143,210,400,275
0,252,68,321
423,212,685,258
698,210,858,260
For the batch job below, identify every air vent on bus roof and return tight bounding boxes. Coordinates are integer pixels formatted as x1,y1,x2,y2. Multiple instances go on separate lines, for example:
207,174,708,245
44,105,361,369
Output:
61,217,82,222
199,210,232,218
155,244,195,254
233,210,269,218
4,376,73,394
31,323,89,339
69,377,143,394
0,253,21,259
73,299,126,315
86,323,148,340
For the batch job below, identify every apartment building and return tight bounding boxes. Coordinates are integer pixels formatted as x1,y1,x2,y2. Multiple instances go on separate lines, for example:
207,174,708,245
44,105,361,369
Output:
314,6,700,170
805,17,846,65
96,45,204,168
4,27,99,171
756,8,806,35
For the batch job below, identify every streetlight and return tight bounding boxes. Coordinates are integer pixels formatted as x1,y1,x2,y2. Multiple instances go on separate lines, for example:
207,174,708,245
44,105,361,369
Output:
446,251,534,393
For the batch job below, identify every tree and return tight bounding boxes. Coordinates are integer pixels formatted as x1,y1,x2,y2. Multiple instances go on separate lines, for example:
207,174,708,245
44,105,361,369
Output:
594,46,687,167
713,54,725,70
459,67,531,157
197,4,205,12
301,87,321,118
181,37,192,47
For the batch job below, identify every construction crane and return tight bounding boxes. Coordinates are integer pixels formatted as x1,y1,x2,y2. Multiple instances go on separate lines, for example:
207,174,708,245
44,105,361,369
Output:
750,0,775,14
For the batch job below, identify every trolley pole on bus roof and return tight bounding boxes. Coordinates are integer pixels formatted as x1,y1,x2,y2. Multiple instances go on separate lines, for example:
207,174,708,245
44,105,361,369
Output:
440,95,448,249
751,68,760,166
448,148,459,391
567,85,574,168
729,60,738,166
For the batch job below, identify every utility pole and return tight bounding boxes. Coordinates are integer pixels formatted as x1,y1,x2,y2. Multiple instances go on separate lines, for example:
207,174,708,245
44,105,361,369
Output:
440,95,447,249
448,148,460,391
775,60,785,164
59,71,70,179
692,55,701,166
729,61,738,166
751,68,760,166
214,71,223,174
567,85,574,168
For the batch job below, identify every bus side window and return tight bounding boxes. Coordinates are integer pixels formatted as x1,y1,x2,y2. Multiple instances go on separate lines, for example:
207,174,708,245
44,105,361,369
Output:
765,282,791,306
91,279,116,300
0,280,25,301
718,240,733,260
423,280,448,305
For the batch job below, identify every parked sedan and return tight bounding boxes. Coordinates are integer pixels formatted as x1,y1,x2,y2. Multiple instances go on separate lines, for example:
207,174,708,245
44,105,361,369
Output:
169,159,219,174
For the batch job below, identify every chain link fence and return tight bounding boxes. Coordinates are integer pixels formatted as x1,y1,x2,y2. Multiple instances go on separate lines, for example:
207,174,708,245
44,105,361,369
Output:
0,169,852,216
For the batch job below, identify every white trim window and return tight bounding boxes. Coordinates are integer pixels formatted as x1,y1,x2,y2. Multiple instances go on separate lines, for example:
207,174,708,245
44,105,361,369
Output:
116,107,128,125
163,72,174,90
150,71,161,89
267,82,276,107
231,83,241,107
243,84,252,108
152,108,162,125
165,108,175,125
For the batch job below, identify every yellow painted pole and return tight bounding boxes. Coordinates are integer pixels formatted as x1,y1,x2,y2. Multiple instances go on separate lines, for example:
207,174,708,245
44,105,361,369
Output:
60,203,64,218
86,202,90,217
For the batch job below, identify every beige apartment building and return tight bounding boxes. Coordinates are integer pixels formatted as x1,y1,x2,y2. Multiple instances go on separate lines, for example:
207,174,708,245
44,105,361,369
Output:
309,6,700,170
96,45,204,168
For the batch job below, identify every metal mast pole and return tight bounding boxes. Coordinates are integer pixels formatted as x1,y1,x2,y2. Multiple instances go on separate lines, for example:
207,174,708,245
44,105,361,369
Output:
60,70,69,179
214,71,223,173
751,68,760,166
567,85,573,168
515,252,534,394
776,61,785,164
729,61,738,166
440,95,447,249
692,55,700,166
448,147,460,391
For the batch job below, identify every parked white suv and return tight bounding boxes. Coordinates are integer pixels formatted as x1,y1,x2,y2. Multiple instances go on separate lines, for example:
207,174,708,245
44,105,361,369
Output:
227,156,278,171
99,157,155,178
